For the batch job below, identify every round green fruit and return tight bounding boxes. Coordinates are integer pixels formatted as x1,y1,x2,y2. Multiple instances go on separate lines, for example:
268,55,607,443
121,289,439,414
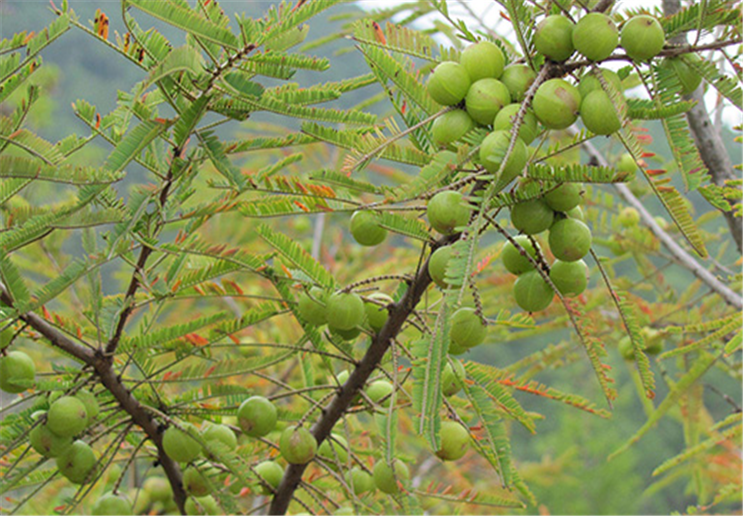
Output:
618,207,640,227
544,182,583,213
534,15,574,62
254,460,283,495
30,421,73,458
580,90,621,135
511,200,554,235
435,421,470,461
350,210,387,247
500,65,537,102
578,68,622,98
92,493,133,516
621,15,665,61
431,109,475,148
464,78,511,125
75,390,99,425
56,440,97,484
373,460,410,495
493,104,538,144
280,425,317,465
618,336,635,360
0,350,35,393
318,434,349,465
143,476,172,503
184,495,220,516
565,206,585,221
427,61,471,106
297,287,328,326
502,235,539,275
162,423,202,463
331,326,362,341
428,246,454,289
549,259,588,297
532,79,581,130
549,218,592,262
183,466,216,497
366,380,394,407
662,56,702,95
238,396,277,438
513,270,554,312
202,423,237,456
572,13,618,61
47,396,88,438
441,359,465,397
460,41,505,81
449,308,487,350
427,191,471,235
364,293,393,332
335,369,350,386
347,467,375,495
479,130,527,190
326,292,365,331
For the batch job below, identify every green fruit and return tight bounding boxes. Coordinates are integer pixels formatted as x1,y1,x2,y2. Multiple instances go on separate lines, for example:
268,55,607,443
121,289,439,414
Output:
428,246,454,289
573,13,618,61
566,206,585,221
580,90,621,135
92,493,133,516
47,396,88,438
511,200,555,235
449,308,486,350
75,390,99,425
185,495,220,515
502,235,539,275
513,271,554,312
238,396,277,438
335,370,350,386
549,259,588,297
373,460,410,494
578,68,622,98
621,15,665,61
441,359,466,396
464,78,511,125
447,339,468,356
549,218,592,262
479,130,528,190
350,210,387,247
254,460,283,495
0,350,35,393
532,79,581,130
618,336,635,360
435,421,470,461
56,440,97,484
431,109,475,148
365,293,393,332
427,191,471,235
645,339,663,355
662,56,702,95
331,326,361,341
427,61,471,106
297,287,328,326
347,467,375,495
202,423,237,456
493,104,539,144
326,292,365,331
501,65,537,102
279,425,317,464
366,380,394,407
534,15,574,61
618,207,640,227
544,183,583,213
183,466,216,497
30,421,73,458
162,423,202,463
460,41,505,81
318,434,349,465
143,476,172,503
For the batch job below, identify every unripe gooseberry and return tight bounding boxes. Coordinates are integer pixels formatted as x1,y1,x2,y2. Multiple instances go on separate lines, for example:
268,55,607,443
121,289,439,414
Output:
0,350,35,393
464,78,511,125
364,293,393,332
565,206,585,221
534,15,575,62
549,259,588,297
238,395,277,437
431,109,475,148
202,423,237,457
511,200,555,235
426,61,471,106
297,286,328,326
621,15,665,62
493,104,539,145
618,336,635,360
318,434,349,465
427,191,471,235
544,183,583,213
479,130,527,190
661,56,702,95
254,460,284,494
580,90,621,135
350,210,387,247
441,358,466,396
617,153,637,175
549,218,592,262
366,380,394,407
162,423,202,463
428,245,453,289
618,207,640,227
572,13,618,61
56,440,97,484
92,493,133,516
501,235,539,275
578,68,622,98
183,466,217,497
513,270,554,312
184,495,220,516
75,390,99,425
280,425,317,464
435,421,470,461
143,476,172,503
373,460,410,494
347,467,375,495
460,40,505,81
449,307,487,350
532,79,581,130
47,396,88,438
30,420,73,458
500,65,537,102
326,292,365,331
